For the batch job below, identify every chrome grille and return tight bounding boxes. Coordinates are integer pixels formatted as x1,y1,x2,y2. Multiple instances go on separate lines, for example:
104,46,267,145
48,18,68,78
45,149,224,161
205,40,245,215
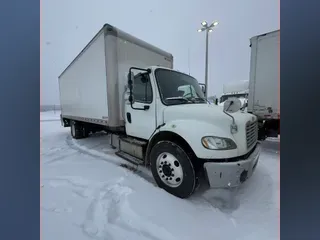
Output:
246,121,258,149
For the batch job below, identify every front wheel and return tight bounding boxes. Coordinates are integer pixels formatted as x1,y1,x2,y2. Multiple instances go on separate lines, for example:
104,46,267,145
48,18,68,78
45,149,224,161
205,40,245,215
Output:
150,141,196,198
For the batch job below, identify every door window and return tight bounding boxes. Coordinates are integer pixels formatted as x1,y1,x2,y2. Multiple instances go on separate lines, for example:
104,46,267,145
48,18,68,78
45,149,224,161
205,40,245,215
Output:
133,73,153,103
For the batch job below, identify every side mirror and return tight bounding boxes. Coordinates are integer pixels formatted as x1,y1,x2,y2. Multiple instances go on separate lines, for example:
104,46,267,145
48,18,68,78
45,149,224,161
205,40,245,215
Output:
199,84,206,95
223,98,242,113
127,66,151,111
127,72,134,88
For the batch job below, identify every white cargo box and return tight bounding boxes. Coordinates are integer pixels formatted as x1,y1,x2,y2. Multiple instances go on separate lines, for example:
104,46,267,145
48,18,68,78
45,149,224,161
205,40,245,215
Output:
59,24,173,129
247,30,280,120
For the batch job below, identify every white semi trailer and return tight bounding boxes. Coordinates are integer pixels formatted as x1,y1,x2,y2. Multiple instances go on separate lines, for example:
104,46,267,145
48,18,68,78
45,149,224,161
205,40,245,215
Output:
247,30,280,139
59,24,260,198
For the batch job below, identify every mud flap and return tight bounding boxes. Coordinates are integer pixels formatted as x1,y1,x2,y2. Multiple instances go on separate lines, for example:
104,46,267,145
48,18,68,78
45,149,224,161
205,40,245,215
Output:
258,122,266,140
60,115,70,127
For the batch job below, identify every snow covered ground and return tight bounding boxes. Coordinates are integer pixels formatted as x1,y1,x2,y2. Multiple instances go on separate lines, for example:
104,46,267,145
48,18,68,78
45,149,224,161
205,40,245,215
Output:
41,111,280,240
40,110,61,121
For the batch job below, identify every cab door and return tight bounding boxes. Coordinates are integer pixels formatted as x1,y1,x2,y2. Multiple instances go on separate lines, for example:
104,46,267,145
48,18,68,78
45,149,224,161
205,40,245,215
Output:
124,71,157,140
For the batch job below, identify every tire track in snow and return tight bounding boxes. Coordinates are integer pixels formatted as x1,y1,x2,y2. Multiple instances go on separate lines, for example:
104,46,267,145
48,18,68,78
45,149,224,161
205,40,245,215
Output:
80,178,128,240
41,206,72,214
42,175,178,240
80,178,177,240
65,135,176,239
43,150,79,165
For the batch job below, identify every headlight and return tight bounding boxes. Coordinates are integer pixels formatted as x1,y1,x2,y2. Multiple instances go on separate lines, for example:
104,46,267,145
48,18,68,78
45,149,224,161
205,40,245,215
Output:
201,136,237,150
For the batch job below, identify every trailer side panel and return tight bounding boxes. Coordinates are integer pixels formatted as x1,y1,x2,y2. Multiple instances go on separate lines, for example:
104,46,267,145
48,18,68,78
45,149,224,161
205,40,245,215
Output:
59,31,109,125
248,30,280,120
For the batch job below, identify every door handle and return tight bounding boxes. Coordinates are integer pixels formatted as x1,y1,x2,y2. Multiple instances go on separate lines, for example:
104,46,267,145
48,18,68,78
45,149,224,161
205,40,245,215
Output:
126,112,132,123
143,105,150,110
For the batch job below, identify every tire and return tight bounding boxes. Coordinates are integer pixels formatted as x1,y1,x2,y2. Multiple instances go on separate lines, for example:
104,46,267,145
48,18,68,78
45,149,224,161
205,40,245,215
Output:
150,141,196,198
70,121,84,139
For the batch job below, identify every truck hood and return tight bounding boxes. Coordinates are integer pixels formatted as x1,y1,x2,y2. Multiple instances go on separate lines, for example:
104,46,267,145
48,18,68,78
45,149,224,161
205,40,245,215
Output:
163,103,253,126
163,104,257,154
164,104,234,126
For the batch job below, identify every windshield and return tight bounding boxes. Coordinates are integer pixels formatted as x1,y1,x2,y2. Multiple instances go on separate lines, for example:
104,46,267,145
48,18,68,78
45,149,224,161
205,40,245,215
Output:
155,69,206,105
220,93,248,103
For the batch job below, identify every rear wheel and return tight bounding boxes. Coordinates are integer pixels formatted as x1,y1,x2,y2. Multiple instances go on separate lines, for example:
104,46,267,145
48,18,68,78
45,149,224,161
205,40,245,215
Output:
70,121,87,139
150,141,196,198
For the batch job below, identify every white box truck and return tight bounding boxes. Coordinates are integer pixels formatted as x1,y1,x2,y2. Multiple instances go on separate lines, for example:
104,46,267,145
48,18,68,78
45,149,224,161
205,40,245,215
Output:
59,24,261,198
219,80,249,108
247,30,280,139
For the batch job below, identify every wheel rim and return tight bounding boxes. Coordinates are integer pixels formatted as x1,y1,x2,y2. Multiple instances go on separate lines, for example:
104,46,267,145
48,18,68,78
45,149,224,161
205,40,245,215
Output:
156,152,183,188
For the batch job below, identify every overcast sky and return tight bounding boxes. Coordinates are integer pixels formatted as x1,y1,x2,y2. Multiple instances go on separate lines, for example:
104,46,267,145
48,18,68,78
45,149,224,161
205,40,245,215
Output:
41,0,279,105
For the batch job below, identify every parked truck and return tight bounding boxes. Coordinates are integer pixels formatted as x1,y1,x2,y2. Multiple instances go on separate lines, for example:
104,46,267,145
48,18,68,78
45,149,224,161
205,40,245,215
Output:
219,80,249,109
59,24,260,198
247,30,280,139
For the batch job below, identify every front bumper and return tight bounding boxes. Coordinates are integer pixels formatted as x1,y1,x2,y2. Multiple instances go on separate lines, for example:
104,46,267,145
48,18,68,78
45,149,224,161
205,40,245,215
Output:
203,144,261,188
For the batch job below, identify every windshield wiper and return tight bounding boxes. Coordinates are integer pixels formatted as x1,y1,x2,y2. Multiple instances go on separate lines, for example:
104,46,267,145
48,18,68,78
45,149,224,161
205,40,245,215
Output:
192,97,207,102
185,96,208,104
165,96,191,102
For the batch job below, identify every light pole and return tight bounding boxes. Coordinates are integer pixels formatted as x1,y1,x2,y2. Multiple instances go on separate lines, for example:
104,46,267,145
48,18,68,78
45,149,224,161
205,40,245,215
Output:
198,20,219,98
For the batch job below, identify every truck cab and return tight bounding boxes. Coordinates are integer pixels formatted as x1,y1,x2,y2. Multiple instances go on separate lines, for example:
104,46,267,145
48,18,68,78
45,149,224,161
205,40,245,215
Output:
120,66,260,198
